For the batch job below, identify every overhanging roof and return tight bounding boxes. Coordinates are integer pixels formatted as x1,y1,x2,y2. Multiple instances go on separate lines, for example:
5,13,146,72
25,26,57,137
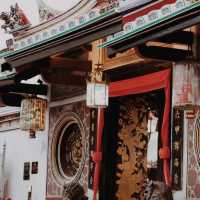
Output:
2,9,122,67
99,0,200,55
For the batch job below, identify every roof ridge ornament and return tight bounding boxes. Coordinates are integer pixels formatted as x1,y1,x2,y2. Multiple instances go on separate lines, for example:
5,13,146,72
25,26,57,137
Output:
37,0,62,22
0,3,31,35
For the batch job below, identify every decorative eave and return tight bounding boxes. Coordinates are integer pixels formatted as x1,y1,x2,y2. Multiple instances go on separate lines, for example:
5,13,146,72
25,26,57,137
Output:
99,0,200,54
1,9,122,68
14,0,97,40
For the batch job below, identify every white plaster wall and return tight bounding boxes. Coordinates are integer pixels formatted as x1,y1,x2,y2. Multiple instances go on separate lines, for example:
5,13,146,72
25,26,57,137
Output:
0,119,48,200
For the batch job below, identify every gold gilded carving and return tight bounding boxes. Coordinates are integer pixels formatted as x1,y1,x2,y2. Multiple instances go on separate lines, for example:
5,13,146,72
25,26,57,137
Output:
174,158,180,167
103,48,148,70
174,125,180,135
116,97,149,200
174,141,180,151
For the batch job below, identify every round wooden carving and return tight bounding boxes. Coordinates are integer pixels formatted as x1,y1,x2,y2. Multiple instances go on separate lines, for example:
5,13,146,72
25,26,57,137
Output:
51,112,86,186
58,122,83,178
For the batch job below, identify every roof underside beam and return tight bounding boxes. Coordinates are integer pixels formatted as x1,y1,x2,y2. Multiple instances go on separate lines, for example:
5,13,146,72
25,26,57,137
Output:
106,8,200,57
6,13,122,67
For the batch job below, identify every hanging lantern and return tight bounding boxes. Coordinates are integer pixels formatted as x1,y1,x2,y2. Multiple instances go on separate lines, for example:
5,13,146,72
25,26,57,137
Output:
86,64,108,108
20,97,47,138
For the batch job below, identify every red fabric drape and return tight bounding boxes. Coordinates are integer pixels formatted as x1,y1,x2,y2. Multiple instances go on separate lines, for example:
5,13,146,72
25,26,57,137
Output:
92,69,171,200
109,69,171,186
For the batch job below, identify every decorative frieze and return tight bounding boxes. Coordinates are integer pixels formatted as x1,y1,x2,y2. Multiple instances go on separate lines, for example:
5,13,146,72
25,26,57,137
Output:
101,0,200,47
10,8,106,52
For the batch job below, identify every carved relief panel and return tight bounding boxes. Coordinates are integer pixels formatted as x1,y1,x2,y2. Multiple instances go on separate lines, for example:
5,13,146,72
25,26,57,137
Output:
101,91,164,200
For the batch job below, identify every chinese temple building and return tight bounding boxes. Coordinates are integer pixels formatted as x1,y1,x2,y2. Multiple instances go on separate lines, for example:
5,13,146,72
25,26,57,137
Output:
0,0,200,200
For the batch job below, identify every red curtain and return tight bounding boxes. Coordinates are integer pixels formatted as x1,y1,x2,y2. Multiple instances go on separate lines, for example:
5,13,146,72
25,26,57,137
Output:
93,69,171,200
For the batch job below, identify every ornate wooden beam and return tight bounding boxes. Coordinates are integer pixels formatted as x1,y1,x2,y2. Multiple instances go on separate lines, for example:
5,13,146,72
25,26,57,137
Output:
107,12,200,57
49,57,91,72
14,57,90,86
137,44,192,61
42,71,85,86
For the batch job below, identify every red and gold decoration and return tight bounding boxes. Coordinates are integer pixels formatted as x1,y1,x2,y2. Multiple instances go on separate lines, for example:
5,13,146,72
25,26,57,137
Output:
116,97,149,199
20,97,47,138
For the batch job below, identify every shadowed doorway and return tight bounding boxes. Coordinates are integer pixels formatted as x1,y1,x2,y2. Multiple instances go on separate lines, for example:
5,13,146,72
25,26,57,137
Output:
100,89,165,200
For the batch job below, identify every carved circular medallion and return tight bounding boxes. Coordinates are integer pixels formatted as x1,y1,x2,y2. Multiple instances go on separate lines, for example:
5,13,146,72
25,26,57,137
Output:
194,112,200,167
58,122,83,178
51,112,86,186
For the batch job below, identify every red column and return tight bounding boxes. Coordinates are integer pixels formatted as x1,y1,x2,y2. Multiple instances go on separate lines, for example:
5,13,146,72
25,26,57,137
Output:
159,78,171,186
92,108,104,200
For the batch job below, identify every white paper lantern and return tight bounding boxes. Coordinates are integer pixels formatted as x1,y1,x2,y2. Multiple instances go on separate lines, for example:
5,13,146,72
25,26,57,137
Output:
86,82,108,108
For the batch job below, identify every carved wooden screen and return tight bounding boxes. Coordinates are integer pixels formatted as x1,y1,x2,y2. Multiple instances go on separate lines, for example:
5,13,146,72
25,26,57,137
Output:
100,90,164,200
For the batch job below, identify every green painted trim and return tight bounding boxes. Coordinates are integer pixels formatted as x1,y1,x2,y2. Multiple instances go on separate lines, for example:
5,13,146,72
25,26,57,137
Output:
99,1,200,48
0,73,15,81
0,9,116,58
0,51,11,58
